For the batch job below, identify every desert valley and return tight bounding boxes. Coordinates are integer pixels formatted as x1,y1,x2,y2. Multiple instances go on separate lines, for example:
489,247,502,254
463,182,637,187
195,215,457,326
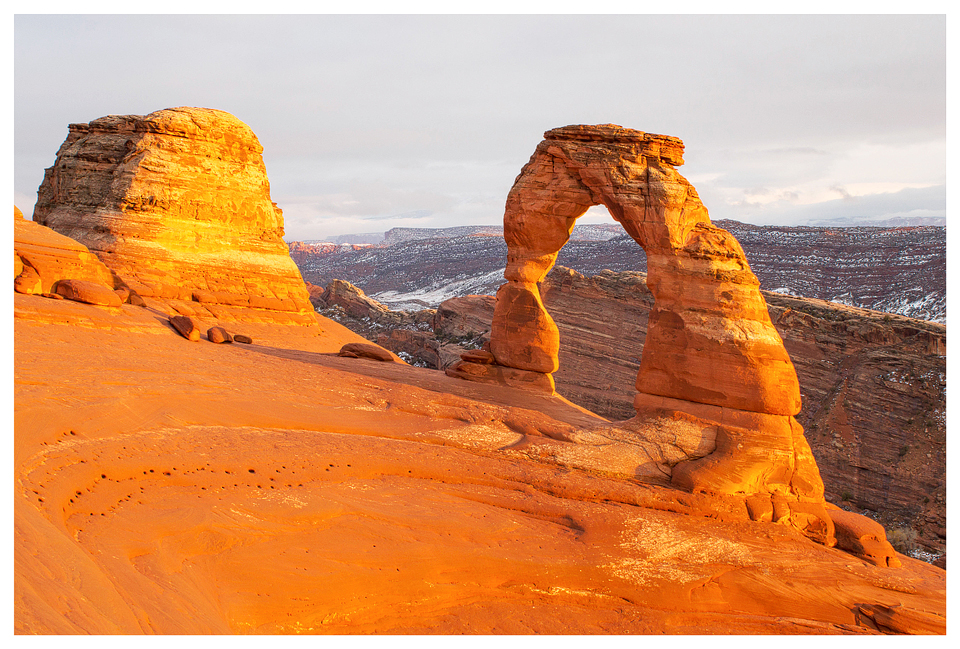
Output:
13,108,946,635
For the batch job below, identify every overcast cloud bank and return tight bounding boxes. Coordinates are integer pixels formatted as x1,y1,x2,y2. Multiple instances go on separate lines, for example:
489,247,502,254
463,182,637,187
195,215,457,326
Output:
14,14,945,240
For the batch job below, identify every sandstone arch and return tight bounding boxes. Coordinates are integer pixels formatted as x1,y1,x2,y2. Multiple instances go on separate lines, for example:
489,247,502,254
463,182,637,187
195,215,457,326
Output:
489,124,800,417
448,126,834,542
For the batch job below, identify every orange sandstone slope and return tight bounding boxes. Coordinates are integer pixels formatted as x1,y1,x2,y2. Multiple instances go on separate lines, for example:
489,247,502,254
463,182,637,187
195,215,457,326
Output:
14,295,945,634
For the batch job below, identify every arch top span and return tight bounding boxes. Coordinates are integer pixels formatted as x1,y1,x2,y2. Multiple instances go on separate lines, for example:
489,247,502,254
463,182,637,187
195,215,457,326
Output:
543,123,685,165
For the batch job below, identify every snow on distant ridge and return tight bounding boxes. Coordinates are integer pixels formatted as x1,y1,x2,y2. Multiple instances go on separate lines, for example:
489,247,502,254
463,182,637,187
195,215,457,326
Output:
805,215,946,227
301,232,385,245
372,269,505,311
307,223,624,247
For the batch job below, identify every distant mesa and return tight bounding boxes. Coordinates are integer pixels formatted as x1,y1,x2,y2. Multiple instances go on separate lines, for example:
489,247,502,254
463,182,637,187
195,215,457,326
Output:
32,107,314,324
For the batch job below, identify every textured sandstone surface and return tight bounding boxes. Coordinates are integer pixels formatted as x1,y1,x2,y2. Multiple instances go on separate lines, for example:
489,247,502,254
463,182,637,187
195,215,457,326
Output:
32,107,314,324
14,294,945,634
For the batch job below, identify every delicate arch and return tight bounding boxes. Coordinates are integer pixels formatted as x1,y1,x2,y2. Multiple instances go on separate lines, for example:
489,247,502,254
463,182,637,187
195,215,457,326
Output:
445,126,838,542
488,124,801,417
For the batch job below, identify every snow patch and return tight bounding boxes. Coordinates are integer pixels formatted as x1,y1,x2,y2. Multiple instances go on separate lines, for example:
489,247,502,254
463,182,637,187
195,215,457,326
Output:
373,269,504,310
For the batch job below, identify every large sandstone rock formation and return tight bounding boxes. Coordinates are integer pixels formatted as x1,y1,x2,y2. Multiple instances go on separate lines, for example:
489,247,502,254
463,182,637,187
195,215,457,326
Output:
32,107,314,324
480,125,798,413
449,125,830,544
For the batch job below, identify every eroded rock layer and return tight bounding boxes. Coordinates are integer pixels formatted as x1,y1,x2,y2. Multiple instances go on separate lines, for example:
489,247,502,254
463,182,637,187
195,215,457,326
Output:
428,265,945,559
33,107,314,324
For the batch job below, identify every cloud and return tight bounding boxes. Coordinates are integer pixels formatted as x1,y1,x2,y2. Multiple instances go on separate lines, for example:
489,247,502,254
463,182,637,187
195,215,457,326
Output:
830,185,855,202
14,15,945,235
709,184,946,226
361,210,434,222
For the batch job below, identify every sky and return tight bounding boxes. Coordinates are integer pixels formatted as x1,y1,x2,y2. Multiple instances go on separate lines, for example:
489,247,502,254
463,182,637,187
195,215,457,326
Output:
13,12,947,241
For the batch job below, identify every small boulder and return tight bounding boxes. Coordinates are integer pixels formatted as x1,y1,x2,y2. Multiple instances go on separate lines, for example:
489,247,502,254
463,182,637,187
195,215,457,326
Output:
14,265,43,295
114,286,131,303
40,292,64,300
207,326,233,344
53,279,122,306
233,334,253,344
129,292,147,307
169,315,201,341
338,342,395,362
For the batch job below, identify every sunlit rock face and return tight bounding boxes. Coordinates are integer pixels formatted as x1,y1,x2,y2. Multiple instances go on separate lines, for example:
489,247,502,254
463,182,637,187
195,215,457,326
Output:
449,125,832,541
33,107,314,323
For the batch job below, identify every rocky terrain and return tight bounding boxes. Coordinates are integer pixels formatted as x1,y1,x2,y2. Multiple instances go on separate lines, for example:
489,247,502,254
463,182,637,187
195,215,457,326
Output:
290,222,945,323
311,124,946,566
326,265,945,562
15,114,946,635
15,296,947,633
